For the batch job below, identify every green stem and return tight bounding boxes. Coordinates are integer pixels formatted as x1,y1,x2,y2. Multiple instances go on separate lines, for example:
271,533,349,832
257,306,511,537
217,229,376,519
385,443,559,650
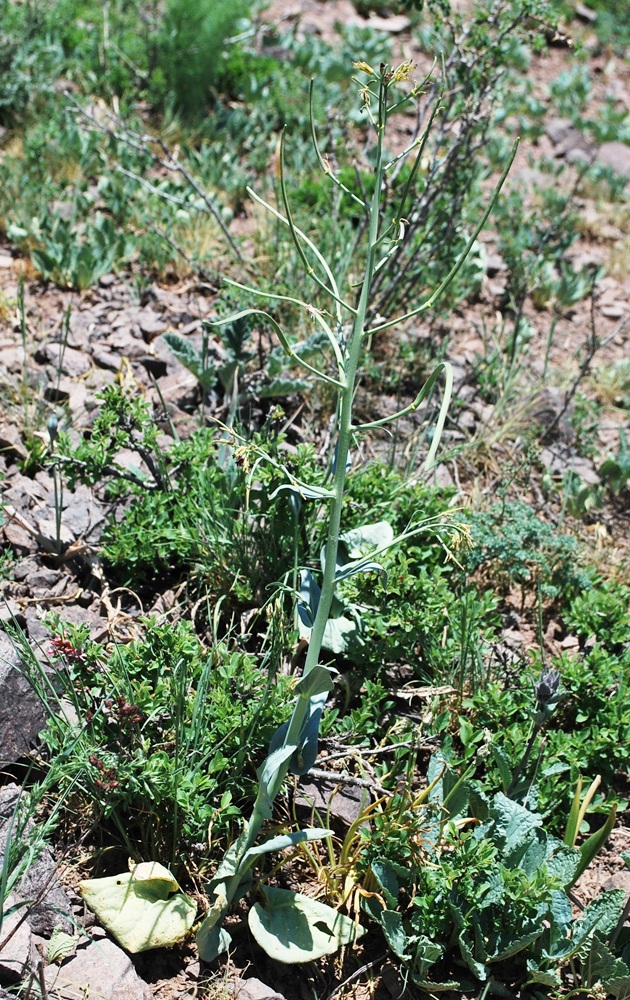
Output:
236,76,390,858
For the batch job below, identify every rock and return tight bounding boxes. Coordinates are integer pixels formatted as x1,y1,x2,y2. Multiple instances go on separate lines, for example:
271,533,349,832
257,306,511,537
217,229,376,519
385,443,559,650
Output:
92,349,123,372
44,935,152,1000
601,302,626,319
596,141,630,178
296,774,369,826
0,787,74,937
0,601,25,630
485,252,506,276
365,13,410,32
544,116,574,146
0,425,27,462
530,387,574,443
138,308,168,341
33,344,92,378
155,371,199,411
0,632,46,766
0,893,33,984
2,520,36,555
232,978,288,1000
34,518,75,551
61,485,105,541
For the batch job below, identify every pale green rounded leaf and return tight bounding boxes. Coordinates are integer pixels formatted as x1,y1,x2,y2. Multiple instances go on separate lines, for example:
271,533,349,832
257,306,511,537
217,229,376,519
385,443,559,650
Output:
248,887,364,963
78,862,197,954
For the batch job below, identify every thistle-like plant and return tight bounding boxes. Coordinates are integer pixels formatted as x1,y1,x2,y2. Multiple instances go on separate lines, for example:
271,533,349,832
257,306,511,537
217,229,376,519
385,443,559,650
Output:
196,62,517,964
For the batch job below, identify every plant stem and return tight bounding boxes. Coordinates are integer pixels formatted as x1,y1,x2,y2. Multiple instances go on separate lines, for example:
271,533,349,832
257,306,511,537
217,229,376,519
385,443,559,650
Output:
236,74,390,858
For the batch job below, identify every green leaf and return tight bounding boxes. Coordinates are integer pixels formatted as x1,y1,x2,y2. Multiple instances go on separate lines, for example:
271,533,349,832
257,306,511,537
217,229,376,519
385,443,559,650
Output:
78,862,197,953
258,377,311,398
162,332,216,389
488,792,542,855
379,908,412,961
490,744,512,793
241,827,333,866
525,960,562,988
583,937,630,990
576,890,626,943
46,929,77,964
196,921,232,963
608,977,630,999
570,803,618,886
248,886,364,963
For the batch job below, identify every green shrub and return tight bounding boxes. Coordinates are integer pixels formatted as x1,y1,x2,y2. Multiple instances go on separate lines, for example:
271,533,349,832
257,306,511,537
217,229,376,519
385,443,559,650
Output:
156,0,251,118
19,616,291,871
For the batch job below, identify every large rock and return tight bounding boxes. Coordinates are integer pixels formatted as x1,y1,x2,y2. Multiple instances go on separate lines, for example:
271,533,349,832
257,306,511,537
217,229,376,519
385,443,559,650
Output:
0,632,45,766
44,932,152,1000
0,785,73,936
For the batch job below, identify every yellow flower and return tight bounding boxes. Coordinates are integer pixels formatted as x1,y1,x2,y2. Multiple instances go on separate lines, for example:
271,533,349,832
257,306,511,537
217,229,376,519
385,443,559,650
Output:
353,60,375,76
393,60,415,83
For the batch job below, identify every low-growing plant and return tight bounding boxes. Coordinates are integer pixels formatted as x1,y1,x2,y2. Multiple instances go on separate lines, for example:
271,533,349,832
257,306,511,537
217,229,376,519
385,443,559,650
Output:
11,614,292,873
466,498,590,600
362,765,626,993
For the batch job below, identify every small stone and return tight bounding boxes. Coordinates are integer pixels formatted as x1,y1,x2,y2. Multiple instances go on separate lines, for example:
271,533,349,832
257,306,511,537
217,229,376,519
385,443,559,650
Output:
365,13,410,32
0,424,27,461
233,978,288,1000
138,308,168,341
0,894,32,983
561,635,580,651
596,141,630,178
601,303,626,319
485,252,506,276
33,344,92,377
34,518,75,551
574,1,597,21
544,116,573,145
2,521,35,555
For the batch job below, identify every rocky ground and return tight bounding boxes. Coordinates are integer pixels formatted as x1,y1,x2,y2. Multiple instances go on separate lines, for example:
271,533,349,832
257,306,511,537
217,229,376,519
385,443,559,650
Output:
0,2,629,998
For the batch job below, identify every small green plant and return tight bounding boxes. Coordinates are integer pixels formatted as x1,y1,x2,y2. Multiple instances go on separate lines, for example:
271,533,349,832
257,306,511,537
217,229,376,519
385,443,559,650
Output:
350,745,623,994
10,213,136,291
466,499,589,600
13,615,292,872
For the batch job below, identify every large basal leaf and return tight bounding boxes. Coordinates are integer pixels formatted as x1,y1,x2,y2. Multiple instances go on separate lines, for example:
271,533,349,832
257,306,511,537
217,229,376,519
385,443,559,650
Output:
248,886,364,963
162,332,216,389
582,936,630,992
196,921,232,963
79,861,196,953
487,792,542,855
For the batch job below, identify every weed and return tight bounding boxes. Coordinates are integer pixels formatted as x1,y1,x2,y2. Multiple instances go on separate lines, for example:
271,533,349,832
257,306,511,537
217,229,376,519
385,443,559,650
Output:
15,615,291,872
466,499,589,600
